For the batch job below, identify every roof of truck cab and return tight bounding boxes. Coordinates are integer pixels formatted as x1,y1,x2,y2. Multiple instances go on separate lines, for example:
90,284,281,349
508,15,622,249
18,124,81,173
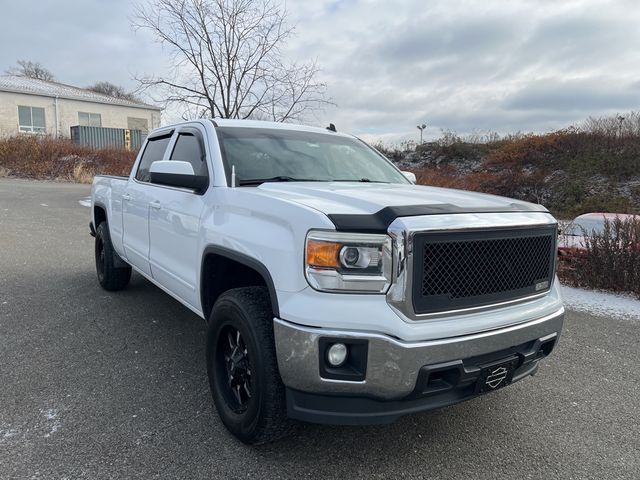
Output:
210,118,354,138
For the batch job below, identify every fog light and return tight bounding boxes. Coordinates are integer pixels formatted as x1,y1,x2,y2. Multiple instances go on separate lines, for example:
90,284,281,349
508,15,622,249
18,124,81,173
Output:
327,343,348,367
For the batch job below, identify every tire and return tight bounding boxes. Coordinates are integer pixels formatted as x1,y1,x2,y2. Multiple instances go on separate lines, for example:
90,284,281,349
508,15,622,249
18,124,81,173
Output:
206,286,293,444
95,222,131,291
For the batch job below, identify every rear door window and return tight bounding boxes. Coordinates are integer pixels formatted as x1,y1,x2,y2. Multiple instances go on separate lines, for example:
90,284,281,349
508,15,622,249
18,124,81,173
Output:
135,133,172,182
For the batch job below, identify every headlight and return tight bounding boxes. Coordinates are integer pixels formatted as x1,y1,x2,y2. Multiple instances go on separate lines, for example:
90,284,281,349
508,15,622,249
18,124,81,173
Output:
305,230,392,293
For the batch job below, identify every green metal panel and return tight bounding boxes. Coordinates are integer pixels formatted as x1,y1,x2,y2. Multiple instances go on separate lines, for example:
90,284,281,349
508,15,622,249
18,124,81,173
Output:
70,126,146,151
130,129,146,152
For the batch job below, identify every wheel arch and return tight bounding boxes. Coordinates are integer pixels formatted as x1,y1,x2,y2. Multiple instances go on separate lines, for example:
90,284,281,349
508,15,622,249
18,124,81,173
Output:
94,203,107,227
200,246,280,321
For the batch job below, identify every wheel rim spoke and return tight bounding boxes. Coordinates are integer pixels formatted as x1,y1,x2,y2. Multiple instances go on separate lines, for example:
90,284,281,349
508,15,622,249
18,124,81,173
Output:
217,326,252,413
233,385,242,404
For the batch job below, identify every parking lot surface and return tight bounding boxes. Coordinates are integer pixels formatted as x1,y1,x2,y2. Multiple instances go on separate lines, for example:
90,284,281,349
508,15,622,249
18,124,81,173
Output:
1,178,639,479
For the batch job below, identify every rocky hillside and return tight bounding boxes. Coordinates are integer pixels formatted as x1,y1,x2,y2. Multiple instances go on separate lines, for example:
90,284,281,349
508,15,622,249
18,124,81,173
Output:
383,115,640,218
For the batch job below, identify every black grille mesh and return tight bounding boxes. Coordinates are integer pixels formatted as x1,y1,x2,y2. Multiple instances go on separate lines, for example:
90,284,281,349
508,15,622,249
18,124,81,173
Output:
414,229,555,314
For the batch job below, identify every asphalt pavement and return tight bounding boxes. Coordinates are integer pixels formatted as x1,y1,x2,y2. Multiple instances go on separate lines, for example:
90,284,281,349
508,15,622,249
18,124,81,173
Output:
0,178,638,479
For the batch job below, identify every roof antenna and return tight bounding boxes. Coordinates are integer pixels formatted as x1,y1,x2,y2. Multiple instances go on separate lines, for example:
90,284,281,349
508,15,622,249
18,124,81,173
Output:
231,165,236,188
326,123,337,132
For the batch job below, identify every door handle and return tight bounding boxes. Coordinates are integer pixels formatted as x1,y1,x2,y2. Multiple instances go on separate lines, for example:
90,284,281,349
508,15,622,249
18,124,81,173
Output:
150,201,161,210
122,194,131,201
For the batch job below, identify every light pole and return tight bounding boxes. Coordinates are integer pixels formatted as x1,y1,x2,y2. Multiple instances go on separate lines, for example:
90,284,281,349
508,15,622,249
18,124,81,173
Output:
417,124,426,144
617,115,625,138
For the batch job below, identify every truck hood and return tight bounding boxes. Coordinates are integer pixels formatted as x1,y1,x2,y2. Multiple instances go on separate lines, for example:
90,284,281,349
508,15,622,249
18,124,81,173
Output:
255,182,546,216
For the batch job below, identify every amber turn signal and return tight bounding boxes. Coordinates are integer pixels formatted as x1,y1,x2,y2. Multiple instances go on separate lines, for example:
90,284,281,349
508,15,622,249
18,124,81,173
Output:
306,240,341,268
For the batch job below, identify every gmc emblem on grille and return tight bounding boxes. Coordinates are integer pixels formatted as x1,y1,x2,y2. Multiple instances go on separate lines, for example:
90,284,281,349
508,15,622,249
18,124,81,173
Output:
535,280,550,291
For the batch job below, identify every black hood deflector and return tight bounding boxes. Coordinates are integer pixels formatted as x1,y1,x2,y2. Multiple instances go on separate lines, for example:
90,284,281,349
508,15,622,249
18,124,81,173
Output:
328,203,548,233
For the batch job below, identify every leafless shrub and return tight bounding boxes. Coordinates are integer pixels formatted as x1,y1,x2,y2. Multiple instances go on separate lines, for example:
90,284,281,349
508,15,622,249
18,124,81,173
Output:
0,136,136,182
5,60,55,81
371,141,402,159
86,81,140,102
581,111,640,138
559,217,640,296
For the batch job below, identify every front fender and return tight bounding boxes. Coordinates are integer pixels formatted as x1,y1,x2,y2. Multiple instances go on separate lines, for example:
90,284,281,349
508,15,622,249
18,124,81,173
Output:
197,188,335,308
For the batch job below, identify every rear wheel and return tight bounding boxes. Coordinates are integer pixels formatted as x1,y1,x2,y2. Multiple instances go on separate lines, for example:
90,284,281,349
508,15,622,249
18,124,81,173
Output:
95,222,131,291
206,287,292,444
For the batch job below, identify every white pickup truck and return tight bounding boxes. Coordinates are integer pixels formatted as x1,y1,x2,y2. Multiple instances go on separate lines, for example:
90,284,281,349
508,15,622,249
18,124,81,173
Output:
91,119,564,444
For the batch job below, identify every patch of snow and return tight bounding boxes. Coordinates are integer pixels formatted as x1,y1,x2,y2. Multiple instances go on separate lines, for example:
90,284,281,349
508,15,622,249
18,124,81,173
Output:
79,197,91,208
1,407,64,443
0,425,19,441
40,408,61,438
43,409,57,420
561,284,640,321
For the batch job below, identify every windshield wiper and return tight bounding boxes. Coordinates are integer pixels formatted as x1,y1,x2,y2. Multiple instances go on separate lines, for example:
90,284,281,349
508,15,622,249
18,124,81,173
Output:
238,176,392,186
238,176,319,186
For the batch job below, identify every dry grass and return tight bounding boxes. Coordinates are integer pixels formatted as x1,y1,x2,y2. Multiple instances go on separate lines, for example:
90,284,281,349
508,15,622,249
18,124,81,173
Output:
0,135,137,182
0,166,10,177
68,163,95,184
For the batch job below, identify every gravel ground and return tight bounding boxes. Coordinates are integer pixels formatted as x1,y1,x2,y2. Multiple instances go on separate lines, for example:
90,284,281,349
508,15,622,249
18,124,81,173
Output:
0,178,639,479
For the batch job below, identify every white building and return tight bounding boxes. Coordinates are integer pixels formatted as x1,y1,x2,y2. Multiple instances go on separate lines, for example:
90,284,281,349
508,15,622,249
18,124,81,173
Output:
0,75,161,138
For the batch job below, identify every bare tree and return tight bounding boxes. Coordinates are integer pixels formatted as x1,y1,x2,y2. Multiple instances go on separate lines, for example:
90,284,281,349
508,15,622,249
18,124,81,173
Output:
87,81,140,102
132,0,329,121
6,60,55,81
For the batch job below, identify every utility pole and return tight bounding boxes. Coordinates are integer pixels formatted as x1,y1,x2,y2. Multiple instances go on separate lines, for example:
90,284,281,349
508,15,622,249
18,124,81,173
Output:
417,124,426,144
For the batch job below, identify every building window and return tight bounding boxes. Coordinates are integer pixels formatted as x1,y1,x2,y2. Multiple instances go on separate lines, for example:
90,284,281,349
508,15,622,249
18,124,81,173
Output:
127,117,149,133
78,112,102,127
18,106,46,133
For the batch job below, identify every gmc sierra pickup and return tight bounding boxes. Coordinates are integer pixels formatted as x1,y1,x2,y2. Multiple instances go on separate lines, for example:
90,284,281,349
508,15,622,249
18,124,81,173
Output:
91,119,564,444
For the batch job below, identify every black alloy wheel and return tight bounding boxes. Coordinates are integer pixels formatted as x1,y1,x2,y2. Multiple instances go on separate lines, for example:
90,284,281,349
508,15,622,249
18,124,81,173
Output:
206,287,292,444
217,325,253,413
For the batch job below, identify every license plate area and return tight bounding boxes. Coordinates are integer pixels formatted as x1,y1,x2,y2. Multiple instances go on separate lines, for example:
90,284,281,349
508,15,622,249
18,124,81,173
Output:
475,357,519,394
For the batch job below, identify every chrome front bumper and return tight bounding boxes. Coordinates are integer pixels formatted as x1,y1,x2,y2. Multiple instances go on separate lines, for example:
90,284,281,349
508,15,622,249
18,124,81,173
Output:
273,307,564,401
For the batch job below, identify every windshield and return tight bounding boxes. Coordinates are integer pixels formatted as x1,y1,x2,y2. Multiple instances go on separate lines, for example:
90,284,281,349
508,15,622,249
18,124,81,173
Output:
215,127,410,185
567,217,606,235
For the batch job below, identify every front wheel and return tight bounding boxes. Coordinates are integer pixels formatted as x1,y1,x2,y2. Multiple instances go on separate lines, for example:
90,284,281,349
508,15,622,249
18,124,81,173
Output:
206,287,292,444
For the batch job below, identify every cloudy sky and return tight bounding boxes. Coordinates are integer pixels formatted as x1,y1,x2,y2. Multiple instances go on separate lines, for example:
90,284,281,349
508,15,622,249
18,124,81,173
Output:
2,0,639,143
